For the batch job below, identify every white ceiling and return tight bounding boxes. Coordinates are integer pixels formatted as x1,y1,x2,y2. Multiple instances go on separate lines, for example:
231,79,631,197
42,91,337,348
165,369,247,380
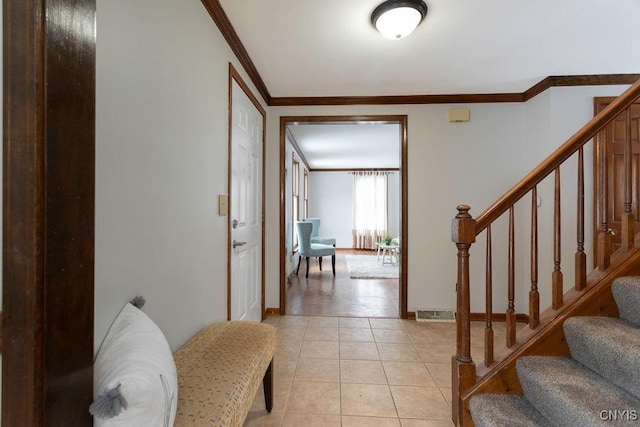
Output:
218,0,640,98
218,0,640,168
287,123,401,169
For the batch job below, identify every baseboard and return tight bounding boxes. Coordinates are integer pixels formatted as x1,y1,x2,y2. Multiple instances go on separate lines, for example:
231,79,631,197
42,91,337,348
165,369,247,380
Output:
265,307,280,317
264,309,528,322
407,311,529,324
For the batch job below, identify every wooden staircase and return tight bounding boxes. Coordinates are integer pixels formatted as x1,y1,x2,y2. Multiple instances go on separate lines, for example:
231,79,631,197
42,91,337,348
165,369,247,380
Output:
451,78,640,426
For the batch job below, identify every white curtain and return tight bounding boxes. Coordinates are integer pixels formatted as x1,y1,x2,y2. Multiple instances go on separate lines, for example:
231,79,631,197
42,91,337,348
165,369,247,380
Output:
352,171,388,249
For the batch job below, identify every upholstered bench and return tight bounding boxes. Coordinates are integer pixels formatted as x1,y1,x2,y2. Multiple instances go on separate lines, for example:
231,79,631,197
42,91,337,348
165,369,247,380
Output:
173,321,277,427
91,301,276,427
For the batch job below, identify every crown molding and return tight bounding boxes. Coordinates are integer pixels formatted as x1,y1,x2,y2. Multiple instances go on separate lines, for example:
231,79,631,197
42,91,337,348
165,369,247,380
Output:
204,1,639,107
522,74,640,101
270,93,525,106
201,0,271,104
285,128,311,171
271,74,640,106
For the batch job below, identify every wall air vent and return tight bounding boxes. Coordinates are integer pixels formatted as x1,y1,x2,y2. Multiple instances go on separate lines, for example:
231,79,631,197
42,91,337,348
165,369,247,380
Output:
415,309,455,322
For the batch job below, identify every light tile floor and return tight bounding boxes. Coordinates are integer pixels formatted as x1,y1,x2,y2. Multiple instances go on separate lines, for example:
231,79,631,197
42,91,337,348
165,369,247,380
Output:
244,316,509,426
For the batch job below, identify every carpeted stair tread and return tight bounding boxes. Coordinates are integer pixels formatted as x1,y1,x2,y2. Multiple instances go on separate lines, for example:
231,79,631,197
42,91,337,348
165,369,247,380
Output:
612,276,640,327
469,394,550,427
564,316,640,399
517,356,639,426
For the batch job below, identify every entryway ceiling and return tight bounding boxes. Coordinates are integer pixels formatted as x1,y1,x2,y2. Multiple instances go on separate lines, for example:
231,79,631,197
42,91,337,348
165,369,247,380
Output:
218,0,640,98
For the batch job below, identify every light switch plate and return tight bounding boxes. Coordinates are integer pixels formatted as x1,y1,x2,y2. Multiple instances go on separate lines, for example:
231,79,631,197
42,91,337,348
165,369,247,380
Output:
218,195,228,216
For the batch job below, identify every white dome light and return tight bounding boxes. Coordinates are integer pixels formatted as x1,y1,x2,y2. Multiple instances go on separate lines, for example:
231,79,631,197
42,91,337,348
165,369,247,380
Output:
371,0,428,40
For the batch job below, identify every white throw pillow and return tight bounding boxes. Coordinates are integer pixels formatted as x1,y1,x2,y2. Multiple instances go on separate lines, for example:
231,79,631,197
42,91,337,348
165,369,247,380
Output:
92,302,177,427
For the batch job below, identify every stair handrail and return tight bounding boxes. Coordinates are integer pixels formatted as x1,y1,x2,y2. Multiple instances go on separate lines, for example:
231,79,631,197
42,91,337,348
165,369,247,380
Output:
475,78,640,234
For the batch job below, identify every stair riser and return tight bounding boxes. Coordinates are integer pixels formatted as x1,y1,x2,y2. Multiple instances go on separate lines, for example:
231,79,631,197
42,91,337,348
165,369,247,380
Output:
612,277,640,327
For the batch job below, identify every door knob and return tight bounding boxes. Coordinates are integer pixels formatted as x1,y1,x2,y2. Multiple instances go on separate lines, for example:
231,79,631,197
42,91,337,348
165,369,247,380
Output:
606,228,617,236
233,240,247,248
232,219,238,229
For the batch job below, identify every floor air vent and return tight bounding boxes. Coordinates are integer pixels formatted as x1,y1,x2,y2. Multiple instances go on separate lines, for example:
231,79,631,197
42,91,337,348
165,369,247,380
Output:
415,309,455,322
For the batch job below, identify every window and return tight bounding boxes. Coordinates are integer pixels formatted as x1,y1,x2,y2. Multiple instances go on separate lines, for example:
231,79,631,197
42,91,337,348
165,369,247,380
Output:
303,169,309,219
352,171,388,249
292,156,300,248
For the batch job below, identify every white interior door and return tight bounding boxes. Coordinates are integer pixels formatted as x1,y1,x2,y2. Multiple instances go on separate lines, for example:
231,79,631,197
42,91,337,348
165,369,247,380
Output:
230,79,263,321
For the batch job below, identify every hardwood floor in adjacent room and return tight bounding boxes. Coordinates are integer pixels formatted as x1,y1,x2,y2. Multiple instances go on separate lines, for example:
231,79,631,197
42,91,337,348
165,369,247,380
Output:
286,249,400,318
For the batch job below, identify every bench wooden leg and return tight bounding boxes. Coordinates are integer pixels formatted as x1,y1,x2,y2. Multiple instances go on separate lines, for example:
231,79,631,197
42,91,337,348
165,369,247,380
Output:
263,359,274,413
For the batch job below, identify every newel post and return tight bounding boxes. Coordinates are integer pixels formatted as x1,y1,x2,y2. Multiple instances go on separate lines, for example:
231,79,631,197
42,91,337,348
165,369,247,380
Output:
452,205,477,426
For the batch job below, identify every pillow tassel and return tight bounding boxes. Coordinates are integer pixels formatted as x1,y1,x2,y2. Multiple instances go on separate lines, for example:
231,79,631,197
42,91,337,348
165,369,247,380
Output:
130,295,146,309
89,384,128,419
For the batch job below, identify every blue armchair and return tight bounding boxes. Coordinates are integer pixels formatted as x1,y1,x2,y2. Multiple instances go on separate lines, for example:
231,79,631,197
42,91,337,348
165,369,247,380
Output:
304,217,336,246
296,221,336,278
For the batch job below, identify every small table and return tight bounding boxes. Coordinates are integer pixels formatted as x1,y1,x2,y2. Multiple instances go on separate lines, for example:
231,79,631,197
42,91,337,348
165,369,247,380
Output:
375,242,399,265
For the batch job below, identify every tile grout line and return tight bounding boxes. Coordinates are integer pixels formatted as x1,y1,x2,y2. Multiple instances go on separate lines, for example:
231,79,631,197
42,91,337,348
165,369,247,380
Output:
263,315,455,426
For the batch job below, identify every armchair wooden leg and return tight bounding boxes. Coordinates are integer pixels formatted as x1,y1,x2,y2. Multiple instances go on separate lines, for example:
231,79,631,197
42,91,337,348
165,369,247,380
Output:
332,254,336,276
296,255,302,275
263,359,273,413
305,256,310,278
319,256,323,271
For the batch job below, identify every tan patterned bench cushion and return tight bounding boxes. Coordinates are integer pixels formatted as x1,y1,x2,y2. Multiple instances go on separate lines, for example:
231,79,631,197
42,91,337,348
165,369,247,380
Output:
173,321,277,427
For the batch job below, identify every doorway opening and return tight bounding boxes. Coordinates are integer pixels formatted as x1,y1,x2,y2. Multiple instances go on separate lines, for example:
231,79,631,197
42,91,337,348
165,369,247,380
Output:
279,115,408,318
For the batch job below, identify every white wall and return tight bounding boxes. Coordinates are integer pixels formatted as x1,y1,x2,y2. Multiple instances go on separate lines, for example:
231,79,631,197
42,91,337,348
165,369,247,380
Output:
520,90,552,310
309,172,353,247
95,0,265,352
93,0,633,350
308,171,401,248
547,85,628,292
518,85,629,309
265,89,630,315
266,103,527,314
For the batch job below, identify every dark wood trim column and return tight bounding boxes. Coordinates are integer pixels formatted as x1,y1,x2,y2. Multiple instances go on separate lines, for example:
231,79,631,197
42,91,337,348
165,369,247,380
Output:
3,0,96,425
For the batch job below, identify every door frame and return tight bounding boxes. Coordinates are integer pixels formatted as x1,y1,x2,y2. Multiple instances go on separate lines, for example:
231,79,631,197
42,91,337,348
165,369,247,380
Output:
227,64,267,320
279,115,409,318
4,0,96,423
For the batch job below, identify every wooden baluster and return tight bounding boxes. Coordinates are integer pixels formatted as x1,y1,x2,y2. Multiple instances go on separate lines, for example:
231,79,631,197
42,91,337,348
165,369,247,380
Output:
575,147,587,290
451,205,477,427
507,206,516,348
552,167,564,310
529,187,540,329
485,225,494,366
621,108,635,251
597,129,613,270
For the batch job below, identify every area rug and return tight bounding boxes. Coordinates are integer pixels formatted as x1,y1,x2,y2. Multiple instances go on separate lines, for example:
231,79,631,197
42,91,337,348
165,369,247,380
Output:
344,254,399,279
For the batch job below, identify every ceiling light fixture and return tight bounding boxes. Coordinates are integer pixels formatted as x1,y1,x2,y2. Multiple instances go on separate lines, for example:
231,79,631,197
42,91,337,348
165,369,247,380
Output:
371,0,428,40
